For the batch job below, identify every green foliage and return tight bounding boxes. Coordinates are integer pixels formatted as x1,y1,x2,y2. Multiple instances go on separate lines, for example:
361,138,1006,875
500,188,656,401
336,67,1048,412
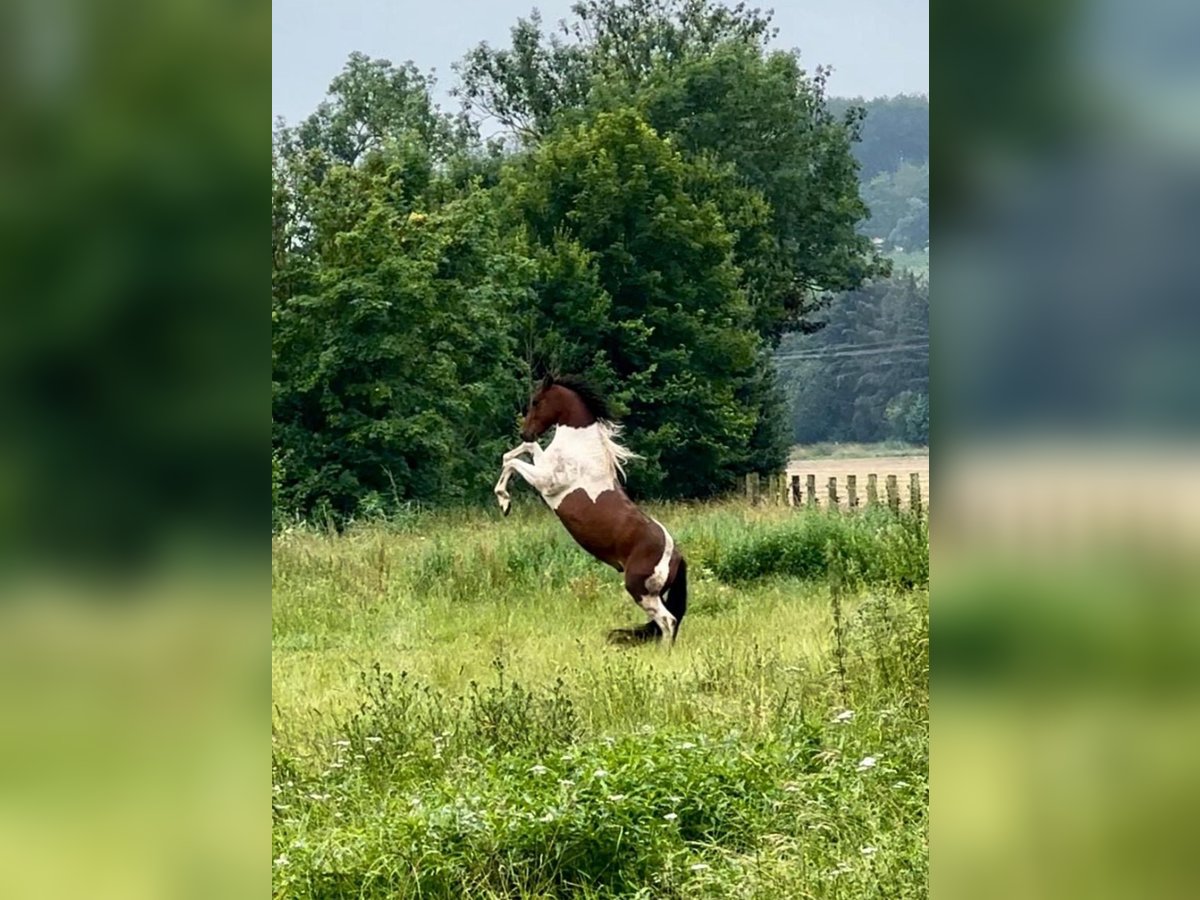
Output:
460,0,884,342
860,161,929,250
635,43,884,337
500,110,777,497
285,52,474,168
778,273,928,444
826,94,929,180
272,160,529,518
712,508,929,590
885,390,930,444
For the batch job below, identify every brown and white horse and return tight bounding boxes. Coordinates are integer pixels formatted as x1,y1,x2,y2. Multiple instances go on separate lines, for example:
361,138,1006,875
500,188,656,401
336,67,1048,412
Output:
494,376,687,645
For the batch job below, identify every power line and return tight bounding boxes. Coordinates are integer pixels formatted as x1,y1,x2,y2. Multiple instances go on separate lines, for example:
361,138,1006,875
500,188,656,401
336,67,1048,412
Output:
774,341,929,363
776,334,928,355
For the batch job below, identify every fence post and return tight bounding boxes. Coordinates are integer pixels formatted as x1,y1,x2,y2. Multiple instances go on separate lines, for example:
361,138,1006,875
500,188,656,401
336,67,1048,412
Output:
806,474,817,507
827,476,839,509
910,472,923,515
745,473,756,505
866,473,879,507
847,474,858,509
886,474,900,513
791,474,801,506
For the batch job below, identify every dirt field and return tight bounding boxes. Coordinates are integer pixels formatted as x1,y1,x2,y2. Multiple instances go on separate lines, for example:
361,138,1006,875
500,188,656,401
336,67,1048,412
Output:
785,455,929,509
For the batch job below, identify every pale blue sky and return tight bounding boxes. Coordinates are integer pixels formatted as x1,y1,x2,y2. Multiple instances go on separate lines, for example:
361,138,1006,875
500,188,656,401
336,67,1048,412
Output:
273,0,928,126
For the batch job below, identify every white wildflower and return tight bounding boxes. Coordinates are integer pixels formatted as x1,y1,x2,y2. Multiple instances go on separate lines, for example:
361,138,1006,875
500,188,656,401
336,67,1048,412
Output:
833,709,855,724
857,755,877,771
529,764,548,776
274,854,289,867
663,812,678,821
592,768,609,779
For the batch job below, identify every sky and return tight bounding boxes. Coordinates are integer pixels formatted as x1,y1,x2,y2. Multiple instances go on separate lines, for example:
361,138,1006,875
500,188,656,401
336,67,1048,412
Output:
272,0,928,126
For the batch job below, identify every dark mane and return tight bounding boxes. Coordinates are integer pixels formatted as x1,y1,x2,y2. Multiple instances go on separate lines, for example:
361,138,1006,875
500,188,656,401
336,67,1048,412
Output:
549,375,615,422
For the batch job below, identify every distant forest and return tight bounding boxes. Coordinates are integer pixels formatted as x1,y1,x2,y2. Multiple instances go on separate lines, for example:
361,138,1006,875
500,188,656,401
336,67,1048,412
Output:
776,94,928,446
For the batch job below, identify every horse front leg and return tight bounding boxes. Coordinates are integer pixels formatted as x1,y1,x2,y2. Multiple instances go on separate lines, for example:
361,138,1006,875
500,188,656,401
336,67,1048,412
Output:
495,457,560,516
502,441,543,465
494,463,516,515
495,443,546,515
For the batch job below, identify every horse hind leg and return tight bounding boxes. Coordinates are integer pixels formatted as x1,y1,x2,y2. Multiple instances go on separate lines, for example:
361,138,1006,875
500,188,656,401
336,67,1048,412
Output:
608,574,672,646
638,593,677,647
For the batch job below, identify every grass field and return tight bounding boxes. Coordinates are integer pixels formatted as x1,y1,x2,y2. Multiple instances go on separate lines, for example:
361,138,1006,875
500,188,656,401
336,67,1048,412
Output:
272,500,928,898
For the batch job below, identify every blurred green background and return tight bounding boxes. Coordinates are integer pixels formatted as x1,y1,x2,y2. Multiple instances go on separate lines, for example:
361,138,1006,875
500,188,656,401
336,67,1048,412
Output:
934,0,1200,897
0,0,267,897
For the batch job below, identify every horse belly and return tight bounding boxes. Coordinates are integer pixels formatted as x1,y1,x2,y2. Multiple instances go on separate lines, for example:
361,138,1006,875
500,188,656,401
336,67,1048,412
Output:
553,488,631,570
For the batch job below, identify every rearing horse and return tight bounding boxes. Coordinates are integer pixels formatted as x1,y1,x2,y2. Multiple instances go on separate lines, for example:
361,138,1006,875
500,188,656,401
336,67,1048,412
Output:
494,375,688,645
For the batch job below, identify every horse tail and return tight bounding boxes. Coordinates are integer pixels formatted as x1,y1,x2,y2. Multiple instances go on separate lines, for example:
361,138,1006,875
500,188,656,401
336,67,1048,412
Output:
664,555,688,635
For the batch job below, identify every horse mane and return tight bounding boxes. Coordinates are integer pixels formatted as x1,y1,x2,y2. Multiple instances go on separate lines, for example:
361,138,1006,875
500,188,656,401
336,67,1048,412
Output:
596,420,640,481
547,375,640,480
547,374,613,421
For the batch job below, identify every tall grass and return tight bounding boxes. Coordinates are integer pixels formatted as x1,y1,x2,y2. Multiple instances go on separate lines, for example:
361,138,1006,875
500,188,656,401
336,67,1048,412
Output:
273,501,928,898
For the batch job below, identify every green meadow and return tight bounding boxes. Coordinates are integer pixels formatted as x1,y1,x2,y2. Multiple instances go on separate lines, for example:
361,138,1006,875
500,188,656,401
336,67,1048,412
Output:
272,501,928,898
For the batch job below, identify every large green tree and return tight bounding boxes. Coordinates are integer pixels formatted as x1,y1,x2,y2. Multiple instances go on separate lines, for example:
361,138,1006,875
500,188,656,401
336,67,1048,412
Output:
458,0,883,341
500,110,777,496
273,154,529,520
272,55,534,521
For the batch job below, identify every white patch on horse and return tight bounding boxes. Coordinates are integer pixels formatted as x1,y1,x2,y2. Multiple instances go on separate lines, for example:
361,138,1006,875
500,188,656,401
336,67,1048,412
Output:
509,422,636,511
646,518,674,594
639,593,677,643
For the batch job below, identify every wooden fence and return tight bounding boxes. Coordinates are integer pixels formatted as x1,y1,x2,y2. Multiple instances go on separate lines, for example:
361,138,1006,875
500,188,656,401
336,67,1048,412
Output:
744,471,925,514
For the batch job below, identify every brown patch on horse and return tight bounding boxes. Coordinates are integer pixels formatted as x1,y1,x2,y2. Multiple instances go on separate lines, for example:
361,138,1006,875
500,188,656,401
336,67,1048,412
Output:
552,487,660,573
520,382,598,440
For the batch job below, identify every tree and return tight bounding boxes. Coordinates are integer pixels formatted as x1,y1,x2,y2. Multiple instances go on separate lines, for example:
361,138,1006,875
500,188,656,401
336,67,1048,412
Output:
458,0,884,341
860,160,929,249
500,110,780,496
273,151,530,520
827,93,929,180
634,42,882,338
777,273,928,444
286,52,472,167
455,0,777,141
